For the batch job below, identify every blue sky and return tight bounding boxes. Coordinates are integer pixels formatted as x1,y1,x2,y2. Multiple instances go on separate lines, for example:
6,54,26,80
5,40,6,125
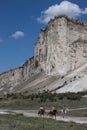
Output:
0,0,87,73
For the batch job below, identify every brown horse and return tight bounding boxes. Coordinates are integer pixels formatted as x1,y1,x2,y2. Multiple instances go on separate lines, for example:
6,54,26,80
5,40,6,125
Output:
38,109,45,117
47,109,57,119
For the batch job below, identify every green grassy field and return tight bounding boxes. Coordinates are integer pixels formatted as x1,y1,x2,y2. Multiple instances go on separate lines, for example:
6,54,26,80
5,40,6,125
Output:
0,114,87,130
0,97,87,108
0,94,87,129
0,97,87,110
0,96,87,117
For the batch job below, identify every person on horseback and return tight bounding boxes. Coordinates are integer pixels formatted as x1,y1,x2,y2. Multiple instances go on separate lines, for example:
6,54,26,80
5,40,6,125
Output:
40,106,44,110
61,105,69,118
38,106,45,116
48,106,57,119
51,106,55,112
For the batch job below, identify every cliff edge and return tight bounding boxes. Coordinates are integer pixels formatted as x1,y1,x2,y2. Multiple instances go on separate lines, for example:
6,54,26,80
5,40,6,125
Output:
0,15,87,95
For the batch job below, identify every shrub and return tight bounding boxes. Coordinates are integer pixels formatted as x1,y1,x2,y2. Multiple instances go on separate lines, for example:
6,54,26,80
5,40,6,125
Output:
66,93,81,100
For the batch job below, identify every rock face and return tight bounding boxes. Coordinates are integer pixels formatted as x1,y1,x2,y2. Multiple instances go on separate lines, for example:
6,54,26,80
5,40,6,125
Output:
34,15,87,75
0,15,87,95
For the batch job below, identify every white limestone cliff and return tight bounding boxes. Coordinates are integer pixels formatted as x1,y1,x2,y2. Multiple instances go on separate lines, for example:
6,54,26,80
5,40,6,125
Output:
0,15,87,95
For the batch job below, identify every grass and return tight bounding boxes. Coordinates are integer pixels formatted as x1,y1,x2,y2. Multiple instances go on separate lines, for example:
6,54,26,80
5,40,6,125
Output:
67,109,87,117
0,97,87,117
0,97,87,109
0,95,87,129
0,114,87,130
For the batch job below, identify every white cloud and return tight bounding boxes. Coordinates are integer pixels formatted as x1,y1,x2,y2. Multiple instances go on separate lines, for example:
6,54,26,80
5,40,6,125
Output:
11,31,24,39
83,8,87,14
0,38,3,42
37,1,87,24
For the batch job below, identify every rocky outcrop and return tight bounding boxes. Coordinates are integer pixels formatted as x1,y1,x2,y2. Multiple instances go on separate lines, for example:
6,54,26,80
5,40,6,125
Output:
34,15,87,75
0,15,87,95
0,56,41,94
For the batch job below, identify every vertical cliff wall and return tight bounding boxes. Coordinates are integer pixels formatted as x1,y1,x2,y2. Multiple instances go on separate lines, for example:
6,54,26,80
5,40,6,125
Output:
34,15,87,76
0,15,87,94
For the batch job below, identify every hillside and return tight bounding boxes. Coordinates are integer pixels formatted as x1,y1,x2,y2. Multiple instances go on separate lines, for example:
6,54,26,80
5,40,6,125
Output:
0,15,87,95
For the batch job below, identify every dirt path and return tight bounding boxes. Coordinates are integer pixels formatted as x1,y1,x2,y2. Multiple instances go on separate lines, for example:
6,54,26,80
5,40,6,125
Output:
20,111,87,124
0,108,87,124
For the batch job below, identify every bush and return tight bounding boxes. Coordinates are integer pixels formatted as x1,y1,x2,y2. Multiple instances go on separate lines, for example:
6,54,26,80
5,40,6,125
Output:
66,93,81,100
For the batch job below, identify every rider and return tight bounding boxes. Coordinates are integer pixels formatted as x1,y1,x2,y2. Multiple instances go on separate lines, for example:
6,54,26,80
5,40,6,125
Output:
62,105,68,118
40,106,44,110
51,106,56,112
62,106,68,113
39,106,45,113
38,106,45,116
49,106,57,119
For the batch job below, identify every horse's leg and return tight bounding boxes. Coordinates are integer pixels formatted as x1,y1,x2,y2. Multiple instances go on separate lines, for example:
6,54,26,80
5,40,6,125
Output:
63,113,65,118
42,114,44,118
47,112,50,117
62,113,63,118
54,114,56,119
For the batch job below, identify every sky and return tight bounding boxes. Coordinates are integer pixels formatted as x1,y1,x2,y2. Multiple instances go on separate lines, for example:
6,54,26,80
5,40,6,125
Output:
0,0,87,73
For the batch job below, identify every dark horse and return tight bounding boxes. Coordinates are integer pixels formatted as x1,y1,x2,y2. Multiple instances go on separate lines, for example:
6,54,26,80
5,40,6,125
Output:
47,109,57,119
38,109,45,117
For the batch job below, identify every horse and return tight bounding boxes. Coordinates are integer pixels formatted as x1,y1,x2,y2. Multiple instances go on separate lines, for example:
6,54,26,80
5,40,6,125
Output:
47,109,57,119
61,107,69,118
38,109,45,117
